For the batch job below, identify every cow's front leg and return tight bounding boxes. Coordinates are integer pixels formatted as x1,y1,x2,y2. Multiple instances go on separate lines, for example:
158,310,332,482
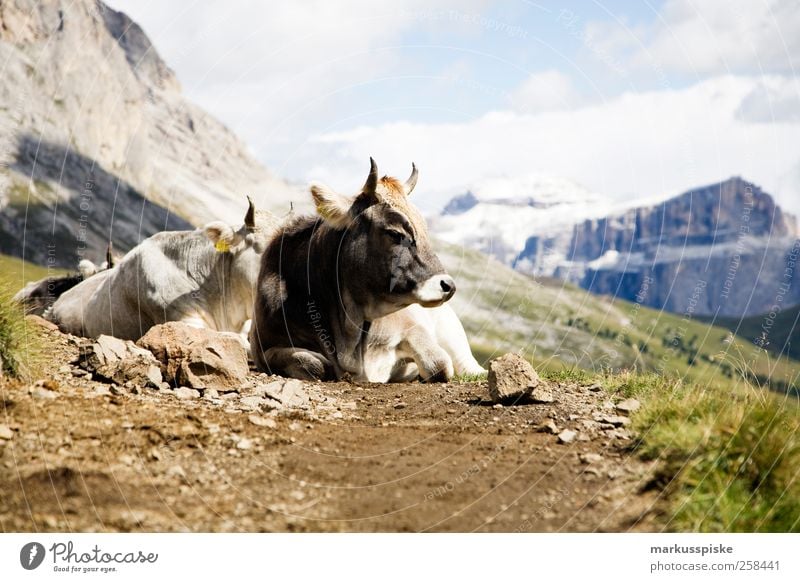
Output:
399,328,454,383
262,347,334,381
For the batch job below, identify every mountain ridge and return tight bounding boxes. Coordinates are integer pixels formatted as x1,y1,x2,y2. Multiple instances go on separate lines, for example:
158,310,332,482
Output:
436,176,799,318
0,0,299,267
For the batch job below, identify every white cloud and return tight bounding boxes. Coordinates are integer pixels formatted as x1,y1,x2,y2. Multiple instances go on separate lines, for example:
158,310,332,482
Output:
584,0,800,76
508,70,582,113
105,0,487,142
735,76,800,123
299,75,800,217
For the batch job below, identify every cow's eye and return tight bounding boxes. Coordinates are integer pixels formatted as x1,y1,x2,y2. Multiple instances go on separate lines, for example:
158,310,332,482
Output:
387,230,407,242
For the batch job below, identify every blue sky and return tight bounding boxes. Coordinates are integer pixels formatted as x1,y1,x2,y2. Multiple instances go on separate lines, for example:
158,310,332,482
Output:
108,0,800,216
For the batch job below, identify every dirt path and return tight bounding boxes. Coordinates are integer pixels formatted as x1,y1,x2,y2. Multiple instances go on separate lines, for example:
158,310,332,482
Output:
0,322,661,532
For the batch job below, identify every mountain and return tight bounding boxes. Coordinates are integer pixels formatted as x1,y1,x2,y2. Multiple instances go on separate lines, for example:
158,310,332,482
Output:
435,176,800,317
0,0,298,267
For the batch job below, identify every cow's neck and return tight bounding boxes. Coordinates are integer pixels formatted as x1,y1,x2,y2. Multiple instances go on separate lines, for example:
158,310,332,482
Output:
327,287,371,377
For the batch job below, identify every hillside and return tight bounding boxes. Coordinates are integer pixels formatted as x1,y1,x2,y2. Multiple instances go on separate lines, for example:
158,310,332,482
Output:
705,304,800,362
438,242,800,394
0,0,299,268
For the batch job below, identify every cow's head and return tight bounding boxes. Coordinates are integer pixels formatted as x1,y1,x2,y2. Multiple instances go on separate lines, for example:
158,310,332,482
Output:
202,197,277,256
310,158,455,318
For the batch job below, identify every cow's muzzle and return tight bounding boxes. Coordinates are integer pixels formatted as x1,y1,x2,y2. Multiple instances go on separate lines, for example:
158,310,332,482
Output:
413,274,456,306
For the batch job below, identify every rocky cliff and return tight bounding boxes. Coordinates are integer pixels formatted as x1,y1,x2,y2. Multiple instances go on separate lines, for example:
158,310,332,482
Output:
437,176,799,318
0,0,297,268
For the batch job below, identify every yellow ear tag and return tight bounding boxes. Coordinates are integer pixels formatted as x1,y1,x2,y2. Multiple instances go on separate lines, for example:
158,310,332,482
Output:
215,240,230,253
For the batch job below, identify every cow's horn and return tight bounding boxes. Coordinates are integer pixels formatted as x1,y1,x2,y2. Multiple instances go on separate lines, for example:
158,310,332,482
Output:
106,241,114,268
403,163,418,195
245,196,256,230
362,157,378,194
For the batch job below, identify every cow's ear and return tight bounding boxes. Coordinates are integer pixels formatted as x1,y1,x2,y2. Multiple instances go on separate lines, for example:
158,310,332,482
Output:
203,221,237,252
311,182,353,228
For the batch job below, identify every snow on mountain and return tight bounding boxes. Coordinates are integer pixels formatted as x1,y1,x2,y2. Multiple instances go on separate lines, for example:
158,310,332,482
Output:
430,174,628,265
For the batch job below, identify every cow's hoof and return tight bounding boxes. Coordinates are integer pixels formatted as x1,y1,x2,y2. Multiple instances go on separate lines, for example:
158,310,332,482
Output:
288,351,329,381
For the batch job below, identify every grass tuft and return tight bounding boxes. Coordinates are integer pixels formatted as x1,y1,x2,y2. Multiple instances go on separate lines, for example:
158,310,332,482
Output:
615,374,800,532
0,284,41,380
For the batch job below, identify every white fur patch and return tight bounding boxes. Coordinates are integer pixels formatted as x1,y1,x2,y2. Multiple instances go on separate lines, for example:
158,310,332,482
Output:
413,275,455,306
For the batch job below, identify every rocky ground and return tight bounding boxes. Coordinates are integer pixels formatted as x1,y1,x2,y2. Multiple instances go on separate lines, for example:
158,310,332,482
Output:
0,318,662,532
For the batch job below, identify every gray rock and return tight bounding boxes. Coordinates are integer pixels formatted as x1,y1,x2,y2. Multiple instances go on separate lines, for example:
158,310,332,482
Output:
530,386,554,403
580,453,604,464
239,396,268,410
537,419,559,434
138,322,248,392
259,378,310,408
31,388,58,400
0,424,14,440
487,353,542,403
615,398,641,413
174,387,200,400
599,415,630,427
81,335,162,388
248,415,277,429
557,429,577,444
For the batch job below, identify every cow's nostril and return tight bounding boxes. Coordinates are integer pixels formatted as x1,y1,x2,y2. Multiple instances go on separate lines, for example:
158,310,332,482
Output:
440,277,455,295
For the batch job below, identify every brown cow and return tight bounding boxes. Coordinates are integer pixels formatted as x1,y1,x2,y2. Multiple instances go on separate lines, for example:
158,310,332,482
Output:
250,158,466,381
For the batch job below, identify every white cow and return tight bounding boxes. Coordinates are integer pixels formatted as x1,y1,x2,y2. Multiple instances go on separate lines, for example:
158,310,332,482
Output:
47,198,277,342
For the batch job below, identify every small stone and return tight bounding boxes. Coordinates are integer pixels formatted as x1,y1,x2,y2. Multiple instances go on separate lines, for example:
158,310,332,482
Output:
537,419,559,434
615,398,641,414
174,387,200,400
0,424,14,440
236,438,253,450
331,411,343,419
248,415,277,428
288,422,302,431
118,454,134,466
31,388,58,400
166,465,187,480
58,365,71,374
557,429,577,444
487,353,541,403
492,403,503,409
580,453,604,464
529,386,554,403
240,396,266,409
393,402,407,409
588,383,603,392
600,415,630,427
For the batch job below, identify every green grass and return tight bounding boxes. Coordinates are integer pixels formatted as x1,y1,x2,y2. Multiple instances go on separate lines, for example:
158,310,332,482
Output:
453,371,488,383
601,371,800,532
0,253,68,290
0,284,41,380
705,304,800,362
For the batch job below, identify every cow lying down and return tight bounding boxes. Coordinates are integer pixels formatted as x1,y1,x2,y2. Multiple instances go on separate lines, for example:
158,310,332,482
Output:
251,159,485,382
14,246,115,316
47,199,278,343
46,183,483,383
